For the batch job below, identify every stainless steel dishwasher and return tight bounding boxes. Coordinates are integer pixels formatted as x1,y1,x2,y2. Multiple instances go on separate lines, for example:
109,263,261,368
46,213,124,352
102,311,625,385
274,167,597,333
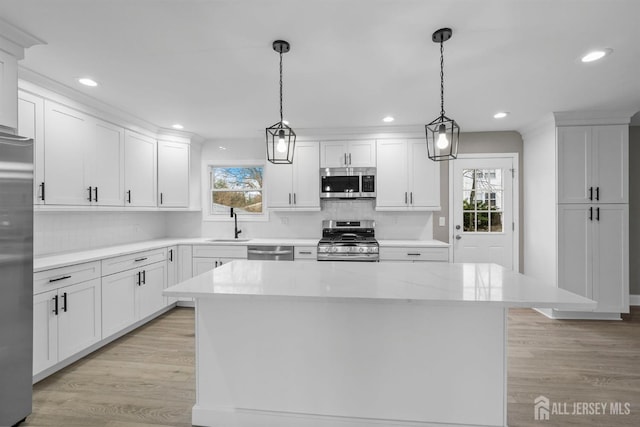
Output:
247,245,294,261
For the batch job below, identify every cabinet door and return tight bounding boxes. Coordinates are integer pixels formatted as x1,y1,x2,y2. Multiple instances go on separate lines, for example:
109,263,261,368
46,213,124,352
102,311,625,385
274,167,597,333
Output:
44,101,91,205
375,140,408,208
557,126,592,204
177,245,193,282
292,141,320,208
158,141,190,207
592,204,628,313
88,119,125,206
320,141,348,167
592,125,628,204
57,279,102,361
557,204,592,299
166,246,178,305
137,263,166,320
18,91,45,204
266,162,293,208
33,290,58,375
193,258,217,276
101,270,137,338
347,140,376,167
124,131,157,207
408,139,439,208
0,50,18,128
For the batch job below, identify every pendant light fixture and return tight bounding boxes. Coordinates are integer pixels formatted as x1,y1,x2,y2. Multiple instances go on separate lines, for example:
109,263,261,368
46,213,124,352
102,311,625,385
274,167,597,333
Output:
425,28,460,161
266,40,296,164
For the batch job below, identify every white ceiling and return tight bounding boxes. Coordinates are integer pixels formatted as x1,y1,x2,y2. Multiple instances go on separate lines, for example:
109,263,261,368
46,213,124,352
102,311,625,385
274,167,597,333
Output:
2,0,639,140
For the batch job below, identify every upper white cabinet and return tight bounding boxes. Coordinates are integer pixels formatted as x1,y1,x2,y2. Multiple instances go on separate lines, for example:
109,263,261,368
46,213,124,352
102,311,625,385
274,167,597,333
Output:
17,91,45,204
124,130,157,207
0,50,18,129
267,141,320,210
42,101,124,206
376,139,439,211
557,125,628,204
320,140,376,168
158,140,190,207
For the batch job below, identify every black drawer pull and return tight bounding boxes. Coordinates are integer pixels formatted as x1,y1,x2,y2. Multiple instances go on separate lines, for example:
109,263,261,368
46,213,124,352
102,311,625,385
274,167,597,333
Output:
169,249,173,262
142,270,146,284
40,182,45,201
134,257,148,262
94,187,98,203
589,206,593,221
52,295,59,315
127,190,131,203
588,186,593,201
407,253,422,256
49,275,71,283
88,186,93,202
299,251,312,255
596,207,600,221
62,292,68,312
595,187,599,201
136,271,141,286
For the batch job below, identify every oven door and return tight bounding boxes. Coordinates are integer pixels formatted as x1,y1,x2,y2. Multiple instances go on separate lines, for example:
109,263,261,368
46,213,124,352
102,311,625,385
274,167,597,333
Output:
320,175,360,199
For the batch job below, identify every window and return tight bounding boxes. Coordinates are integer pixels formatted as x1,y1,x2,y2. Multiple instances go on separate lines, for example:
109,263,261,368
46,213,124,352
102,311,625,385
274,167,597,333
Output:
462,168,504,232
209,166,264,215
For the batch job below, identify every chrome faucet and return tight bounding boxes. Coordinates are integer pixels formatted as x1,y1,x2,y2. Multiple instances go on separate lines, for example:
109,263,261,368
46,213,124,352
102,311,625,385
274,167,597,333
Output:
230,208,242,239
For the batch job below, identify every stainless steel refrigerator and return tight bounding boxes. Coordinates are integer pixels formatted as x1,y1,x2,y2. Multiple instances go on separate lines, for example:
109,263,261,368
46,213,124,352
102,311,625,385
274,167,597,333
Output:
0,132,33,426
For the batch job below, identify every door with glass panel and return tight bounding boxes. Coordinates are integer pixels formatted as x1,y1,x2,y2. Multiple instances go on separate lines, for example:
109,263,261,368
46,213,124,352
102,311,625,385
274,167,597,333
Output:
452,157,515,269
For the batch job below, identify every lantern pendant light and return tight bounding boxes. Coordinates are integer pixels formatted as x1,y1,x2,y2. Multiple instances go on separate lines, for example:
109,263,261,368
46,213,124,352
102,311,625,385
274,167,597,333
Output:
266,40,296,164
425,28,460,161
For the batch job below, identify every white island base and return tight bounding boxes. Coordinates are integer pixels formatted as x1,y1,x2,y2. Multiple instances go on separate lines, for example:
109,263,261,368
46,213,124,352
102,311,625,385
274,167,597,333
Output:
165,261,595,427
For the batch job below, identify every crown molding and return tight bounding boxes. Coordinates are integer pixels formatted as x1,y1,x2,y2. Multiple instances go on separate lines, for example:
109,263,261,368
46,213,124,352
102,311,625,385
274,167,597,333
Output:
553,110,636,126
0,18,45,58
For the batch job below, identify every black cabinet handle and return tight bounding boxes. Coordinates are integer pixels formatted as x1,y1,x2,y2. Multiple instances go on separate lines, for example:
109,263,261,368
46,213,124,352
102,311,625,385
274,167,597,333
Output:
293,193,296,204
169,249,173,262
589,186,593,201
62,292,68,312
49,275,71,283
589,206,593,221
596,187,599,201
288,193,291,204
596,207,600,221
134,257,147,262
160,193,163,204
299,251,312,255
407,253,421,256
136,271,141,286
40,182,45,201
127,190,131,203
410,192,413,204
405,192,408,204
94,187,98,203
52,295,59,315
142,270,146,284
348,153,352,165
88,186,93,202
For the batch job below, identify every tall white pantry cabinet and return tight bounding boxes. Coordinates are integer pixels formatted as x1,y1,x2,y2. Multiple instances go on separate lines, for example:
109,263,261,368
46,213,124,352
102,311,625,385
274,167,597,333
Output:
526,112,631,320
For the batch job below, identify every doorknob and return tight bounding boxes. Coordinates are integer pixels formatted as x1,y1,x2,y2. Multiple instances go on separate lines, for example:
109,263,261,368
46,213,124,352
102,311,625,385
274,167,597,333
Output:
455,225,461,230
455,235,462,240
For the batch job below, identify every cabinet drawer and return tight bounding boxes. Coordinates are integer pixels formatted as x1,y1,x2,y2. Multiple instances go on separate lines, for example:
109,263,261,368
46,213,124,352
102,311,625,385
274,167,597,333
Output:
379,247,449,262
192,245,247,259
34,261,101,294
295,246,317,260
102,248,167,276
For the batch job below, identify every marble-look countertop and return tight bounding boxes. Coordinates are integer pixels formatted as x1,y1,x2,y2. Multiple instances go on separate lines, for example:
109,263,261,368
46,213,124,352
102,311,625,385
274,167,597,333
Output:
34,238,449,272
164,260,595,310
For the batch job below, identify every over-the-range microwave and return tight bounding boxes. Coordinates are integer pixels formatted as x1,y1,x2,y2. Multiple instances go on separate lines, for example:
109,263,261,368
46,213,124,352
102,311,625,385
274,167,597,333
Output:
320,167,376,199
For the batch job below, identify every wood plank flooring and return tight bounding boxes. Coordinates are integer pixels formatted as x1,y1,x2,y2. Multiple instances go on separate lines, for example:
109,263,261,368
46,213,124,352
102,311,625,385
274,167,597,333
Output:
23,306,640,427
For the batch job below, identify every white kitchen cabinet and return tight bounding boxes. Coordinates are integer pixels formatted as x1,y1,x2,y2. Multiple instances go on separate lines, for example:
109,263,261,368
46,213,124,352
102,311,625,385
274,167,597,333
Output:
557,125,628,204
158,140,190,207
379,246,449,262
17,91,45,204
320,140,376,168
557,204,628,313
32,278,102,376
267,141,320,210
124,130,157,207
294,246,317,261
87,119,124,206
0,50,18,129
166,246,178,305
192,245,246,275
137,262,167,320
376,139,439,211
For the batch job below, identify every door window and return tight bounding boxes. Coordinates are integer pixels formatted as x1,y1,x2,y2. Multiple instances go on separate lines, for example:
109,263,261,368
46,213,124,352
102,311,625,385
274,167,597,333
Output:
462,168,504,233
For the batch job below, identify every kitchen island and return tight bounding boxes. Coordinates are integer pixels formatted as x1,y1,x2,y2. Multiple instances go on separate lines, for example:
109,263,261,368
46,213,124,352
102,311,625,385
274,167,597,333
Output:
164,260,595,427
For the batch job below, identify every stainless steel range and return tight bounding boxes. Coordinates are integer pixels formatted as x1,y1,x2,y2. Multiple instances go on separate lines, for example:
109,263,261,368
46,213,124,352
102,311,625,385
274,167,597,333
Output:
317,220,379,261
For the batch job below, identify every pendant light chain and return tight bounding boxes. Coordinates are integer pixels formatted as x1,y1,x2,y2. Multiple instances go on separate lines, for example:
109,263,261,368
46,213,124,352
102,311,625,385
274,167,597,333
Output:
440,39,445,117
279,51,284,123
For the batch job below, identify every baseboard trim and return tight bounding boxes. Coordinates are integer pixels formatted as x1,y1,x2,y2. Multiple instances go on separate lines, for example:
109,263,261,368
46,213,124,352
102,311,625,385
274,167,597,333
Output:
534,308,622,321
629,294,640,306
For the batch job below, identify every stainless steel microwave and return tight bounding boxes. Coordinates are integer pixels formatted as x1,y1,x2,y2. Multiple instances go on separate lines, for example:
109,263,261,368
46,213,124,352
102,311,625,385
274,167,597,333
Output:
320,167,376,199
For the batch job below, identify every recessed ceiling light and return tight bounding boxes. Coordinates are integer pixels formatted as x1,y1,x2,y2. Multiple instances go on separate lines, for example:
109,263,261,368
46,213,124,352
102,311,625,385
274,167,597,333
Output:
581,48,612,63
172,124,184,130
383,116,395,123
78,77,98,87
218,146,227,151
493,112,509,119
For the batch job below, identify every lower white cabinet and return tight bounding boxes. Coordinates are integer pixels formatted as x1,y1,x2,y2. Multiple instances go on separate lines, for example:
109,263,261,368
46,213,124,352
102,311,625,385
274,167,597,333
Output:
557,204,628,313
166,246,178,305
379,246,449,262
192,244,247,275
102,261,167,338
294,246,317,261
33,278,102,376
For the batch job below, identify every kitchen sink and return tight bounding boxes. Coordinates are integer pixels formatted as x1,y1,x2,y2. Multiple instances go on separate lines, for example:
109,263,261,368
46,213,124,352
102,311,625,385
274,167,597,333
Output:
207,238,251,243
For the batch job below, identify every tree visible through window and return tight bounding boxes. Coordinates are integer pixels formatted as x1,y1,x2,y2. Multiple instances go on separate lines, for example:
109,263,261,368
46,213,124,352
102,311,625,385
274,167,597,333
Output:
210,166,263,214
462,168,503,232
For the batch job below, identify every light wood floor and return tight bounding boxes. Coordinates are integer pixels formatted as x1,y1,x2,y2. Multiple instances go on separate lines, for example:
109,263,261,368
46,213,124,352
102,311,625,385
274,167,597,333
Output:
23,307,640,427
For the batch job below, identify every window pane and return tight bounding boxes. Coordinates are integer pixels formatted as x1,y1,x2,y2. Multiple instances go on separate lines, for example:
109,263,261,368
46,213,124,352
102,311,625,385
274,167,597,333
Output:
212,191,262,213
213,167,263,190
462,169,476,191
490,212,503,232
477,212,489,232
463,212,475,232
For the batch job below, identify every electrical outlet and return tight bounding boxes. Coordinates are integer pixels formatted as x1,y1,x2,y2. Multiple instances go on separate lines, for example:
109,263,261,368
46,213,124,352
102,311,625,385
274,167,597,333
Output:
439,217,446,227
281,216,289,225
